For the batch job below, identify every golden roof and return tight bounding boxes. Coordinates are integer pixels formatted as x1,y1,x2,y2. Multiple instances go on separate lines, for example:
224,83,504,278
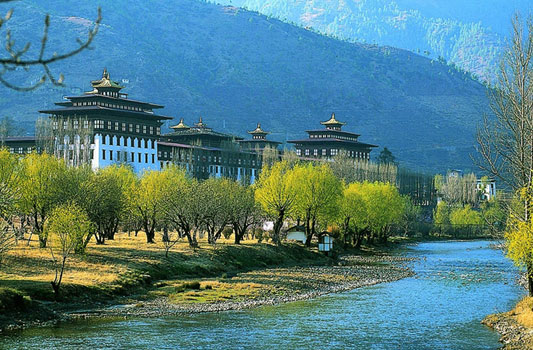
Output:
170,118,190,130
90,68,124,90
320,112,346,126
194,116,207,128
248,123,269,135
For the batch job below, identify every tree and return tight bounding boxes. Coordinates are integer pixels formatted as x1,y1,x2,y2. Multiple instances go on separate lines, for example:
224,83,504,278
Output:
255,160,296,245
338,182,368,248
377,147,396,165
228,182,260,244
0,4,101,91
0,116,22,142
433,201,451,234
46,203,92,297
82,165,135,245
397,196,422,236
200,177,233,245
162,167,202,248
476,15,533,295
131,167,176,243
19,153,67,247
290,163,342,246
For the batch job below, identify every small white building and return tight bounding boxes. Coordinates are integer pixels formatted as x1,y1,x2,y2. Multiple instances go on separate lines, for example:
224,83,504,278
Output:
285,225,306,243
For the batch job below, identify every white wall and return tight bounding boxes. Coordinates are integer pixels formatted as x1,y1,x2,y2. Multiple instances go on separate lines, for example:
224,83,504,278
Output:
92,134,160,174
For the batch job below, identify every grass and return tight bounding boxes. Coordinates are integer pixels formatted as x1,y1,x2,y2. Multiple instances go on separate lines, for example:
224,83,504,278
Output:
0,232,328,306
510,297,533,328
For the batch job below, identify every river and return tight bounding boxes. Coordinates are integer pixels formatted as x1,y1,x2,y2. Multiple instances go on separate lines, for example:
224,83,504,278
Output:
2,240,525,349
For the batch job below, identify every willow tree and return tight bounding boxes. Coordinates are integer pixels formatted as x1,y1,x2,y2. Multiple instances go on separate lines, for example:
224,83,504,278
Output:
476,15,533,295
255,160,296,245
290,163,342,246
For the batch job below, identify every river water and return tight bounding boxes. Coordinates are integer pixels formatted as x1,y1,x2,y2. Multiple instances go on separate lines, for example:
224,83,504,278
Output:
2,241,525,349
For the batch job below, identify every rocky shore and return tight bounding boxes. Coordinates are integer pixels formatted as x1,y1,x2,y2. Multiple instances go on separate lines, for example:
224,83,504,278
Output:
70,254,415,319
483,311,533,349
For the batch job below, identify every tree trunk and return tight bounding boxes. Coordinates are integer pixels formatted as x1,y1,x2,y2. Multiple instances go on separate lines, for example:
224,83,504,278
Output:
162,226,169,242
272,210,285,246
527,263,533,297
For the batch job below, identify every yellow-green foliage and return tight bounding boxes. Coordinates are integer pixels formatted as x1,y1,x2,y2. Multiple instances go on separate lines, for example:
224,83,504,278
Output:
46,203,93,258
450,205,482,227
340,181,404,236
433,201,451,226
506,189,533,269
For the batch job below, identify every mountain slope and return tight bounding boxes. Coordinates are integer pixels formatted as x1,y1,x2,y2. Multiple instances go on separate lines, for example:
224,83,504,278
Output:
210,0,531,81
0,0,491,172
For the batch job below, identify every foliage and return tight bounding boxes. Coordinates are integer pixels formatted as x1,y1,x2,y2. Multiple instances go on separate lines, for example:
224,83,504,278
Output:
450,205,482,227
255,161,297,245
46,203,92,297
290,163,342,246
131,166,180,243
18,153,69,247
377,147,396,165
436,172,480,206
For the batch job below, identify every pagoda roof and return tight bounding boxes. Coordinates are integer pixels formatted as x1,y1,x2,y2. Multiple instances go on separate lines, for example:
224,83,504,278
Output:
170,118,190,130
248,123,269,135
287,138,378,148
62,94,164,109
239,139,281,145
3,136,36,142
321,113,346,126
39,106,173,120
88,68,124,91
158,141,254,155
305,129,360,137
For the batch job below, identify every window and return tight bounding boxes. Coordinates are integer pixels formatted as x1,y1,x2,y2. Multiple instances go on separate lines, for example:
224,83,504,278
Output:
152,140,155,149
63,121,68,129
102,135,106,145
138,153,141,163
122,123,126,132
143,125,147,134
115,122,119,130
313,149,318,156
149,126,154,135
129,124,133,133
156,127,160,135
95,120,104,129
322,149,326,156
73,120,79,129
131,152,135,162
109,150,113,161
136,124,140,133
145,153,148,163
331,149,338,156
84,120,89,129
305,149,310,156
151,154,155,163
158,151,162,158
107,121,112,129
296,149,301,156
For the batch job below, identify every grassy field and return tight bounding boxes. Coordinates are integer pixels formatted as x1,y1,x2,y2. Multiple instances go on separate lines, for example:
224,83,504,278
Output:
0,232,328,309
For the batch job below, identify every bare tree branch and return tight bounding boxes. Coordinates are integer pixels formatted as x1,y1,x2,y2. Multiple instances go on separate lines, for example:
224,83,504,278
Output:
0,5,101,91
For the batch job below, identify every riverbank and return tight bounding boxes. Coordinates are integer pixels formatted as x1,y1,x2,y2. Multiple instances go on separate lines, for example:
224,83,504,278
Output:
0,234,414,333
483,297,533,349
69,254,414,319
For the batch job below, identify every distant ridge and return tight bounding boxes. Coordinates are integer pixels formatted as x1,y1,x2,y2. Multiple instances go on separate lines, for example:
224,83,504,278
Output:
0,0,492,172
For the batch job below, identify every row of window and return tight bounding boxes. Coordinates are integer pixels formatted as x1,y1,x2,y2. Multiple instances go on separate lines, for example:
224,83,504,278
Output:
101,135,156,149
53,119,161,136
73,100,151,113
9,147,33,154
158,150,259,167
161,162,258,177
309,134,357,141
102,149,156,164
296,148,369,158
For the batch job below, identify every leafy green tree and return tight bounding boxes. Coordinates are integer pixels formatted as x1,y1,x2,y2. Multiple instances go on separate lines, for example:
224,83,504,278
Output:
131,167,176,243
338,182,368,248
255,160,297,245
290,163,342,246
377,147,396,165
82,165,135,245
162,167,202,248
46,203,93,297
200,177,234,244
450,205,482,236
228,181,260,244
433,200,451,234
397,196,422,236
360,182,404,243
19,153,68,247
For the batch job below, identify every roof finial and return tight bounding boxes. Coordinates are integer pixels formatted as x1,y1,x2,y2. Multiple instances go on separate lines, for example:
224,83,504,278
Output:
103,67,109,79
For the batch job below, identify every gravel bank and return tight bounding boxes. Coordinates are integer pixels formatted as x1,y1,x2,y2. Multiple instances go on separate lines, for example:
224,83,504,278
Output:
483,312,533,350
70,254,415,318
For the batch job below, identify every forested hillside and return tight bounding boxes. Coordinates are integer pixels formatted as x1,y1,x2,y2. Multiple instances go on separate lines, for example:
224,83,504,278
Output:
211,0,531,81
0,0,492,172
